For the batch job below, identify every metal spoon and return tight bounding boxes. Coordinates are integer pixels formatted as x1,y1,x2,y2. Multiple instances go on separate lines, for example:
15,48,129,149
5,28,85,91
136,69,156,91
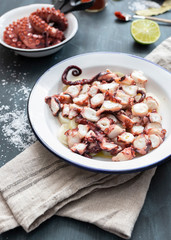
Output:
114,11,171,24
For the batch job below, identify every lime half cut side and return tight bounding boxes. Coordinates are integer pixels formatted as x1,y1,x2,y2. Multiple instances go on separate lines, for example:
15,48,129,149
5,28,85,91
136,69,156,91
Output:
131,19,160,44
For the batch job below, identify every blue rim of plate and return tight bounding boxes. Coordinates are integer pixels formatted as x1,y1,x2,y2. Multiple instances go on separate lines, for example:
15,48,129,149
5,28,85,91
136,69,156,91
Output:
27,52,171,173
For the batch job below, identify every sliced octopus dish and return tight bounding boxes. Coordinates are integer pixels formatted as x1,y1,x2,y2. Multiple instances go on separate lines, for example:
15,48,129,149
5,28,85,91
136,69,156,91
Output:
45,65,167,162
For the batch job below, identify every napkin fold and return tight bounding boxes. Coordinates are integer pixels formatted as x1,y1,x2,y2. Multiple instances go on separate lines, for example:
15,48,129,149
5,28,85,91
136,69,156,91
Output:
0,36,171,239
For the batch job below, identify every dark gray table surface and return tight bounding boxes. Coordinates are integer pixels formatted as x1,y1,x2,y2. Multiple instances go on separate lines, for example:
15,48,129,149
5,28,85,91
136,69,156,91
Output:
0,0,171,239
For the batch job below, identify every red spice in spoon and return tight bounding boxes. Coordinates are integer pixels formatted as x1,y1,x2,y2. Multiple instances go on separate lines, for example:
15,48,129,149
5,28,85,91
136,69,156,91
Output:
114,11,126,21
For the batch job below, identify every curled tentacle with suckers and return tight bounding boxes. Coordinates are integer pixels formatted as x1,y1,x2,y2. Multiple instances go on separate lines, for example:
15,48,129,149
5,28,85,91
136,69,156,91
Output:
3,7,67,49
62,65,118,85
30,7,68,31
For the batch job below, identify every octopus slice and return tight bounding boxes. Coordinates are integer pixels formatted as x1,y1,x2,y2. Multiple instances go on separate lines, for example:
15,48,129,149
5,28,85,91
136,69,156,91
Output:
45,96,61,116
99,82,118,94
99,72,118,82
100,138,121,153
122,85,138,97
107,124,125,139
77,124,89,138
71,143,87,155
112,147,135,161
133,134,150,155
96,101,122,116
131,125,144,135
148,112,162,123
68,108,78,119
73,94,89,106
145,122,162,132
132,102,149,117
83,130,99,148
65,129,81,148
115,90,131,107
80,84,90,94
134,89,146,103
131,70,147,86
85,130,97,140
90,93,104,108
145,96,158,111
58,93,73,104
146,128,166,139
105,114,119,124
117,132,135,144
148,134,163,149
81,107,100,122
145,122,166,139
115,75,135,85
131,116,142,125
88,85,99,97
64,85,81,98
97,117,113,133
68,104,82,119
116,111,134,129
62,103,70,117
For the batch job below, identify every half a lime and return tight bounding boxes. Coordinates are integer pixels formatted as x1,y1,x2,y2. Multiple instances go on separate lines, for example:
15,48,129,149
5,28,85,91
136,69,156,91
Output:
131,19,160,44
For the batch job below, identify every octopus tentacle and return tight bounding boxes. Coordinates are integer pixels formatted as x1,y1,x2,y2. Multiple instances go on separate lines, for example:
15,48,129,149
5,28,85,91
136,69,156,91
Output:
3,7,67,49
62,65,116,85
17,17,46,49
31,7,68,31
29,14,64,40
3,20,27,48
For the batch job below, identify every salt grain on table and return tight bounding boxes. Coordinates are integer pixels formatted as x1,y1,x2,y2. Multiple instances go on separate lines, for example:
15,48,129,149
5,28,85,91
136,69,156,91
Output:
0,68,36,157
0,107,36,151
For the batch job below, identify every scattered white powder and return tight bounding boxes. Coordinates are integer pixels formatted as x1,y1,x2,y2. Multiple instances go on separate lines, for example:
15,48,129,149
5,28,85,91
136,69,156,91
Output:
0,105,10,111
0,108,36,150
0,64,37,155
18,85,31,98
128,0,160,12
1,79,8,86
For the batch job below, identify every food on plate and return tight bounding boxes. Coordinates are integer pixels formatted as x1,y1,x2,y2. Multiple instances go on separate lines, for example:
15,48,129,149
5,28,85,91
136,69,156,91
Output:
45,65,166,162
3,7,68,49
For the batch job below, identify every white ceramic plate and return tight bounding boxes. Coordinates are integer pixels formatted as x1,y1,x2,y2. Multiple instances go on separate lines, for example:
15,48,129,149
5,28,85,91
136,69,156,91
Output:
28,52,171,173
0,4,78,57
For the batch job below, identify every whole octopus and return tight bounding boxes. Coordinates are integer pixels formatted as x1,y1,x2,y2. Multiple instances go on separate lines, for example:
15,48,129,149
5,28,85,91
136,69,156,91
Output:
3,7,68,49
45,66,166,162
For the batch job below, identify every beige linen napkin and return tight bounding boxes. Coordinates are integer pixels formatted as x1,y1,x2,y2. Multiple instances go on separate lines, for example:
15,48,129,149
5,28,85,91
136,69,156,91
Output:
0,36,171,239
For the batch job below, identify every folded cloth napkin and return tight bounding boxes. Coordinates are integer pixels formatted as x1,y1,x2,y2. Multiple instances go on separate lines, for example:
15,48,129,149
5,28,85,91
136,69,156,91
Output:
0,36,171,239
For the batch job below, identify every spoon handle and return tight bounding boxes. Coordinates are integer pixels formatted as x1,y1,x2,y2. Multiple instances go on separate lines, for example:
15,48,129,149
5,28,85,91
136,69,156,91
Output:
134,15,171,24
146,16,171,24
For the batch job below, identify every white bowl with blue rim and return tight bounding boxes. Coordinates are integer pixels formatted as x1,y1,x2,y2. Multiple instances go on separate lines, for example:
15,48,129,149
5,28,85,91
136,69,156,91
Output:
28,52,171,173
0,4,78,57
